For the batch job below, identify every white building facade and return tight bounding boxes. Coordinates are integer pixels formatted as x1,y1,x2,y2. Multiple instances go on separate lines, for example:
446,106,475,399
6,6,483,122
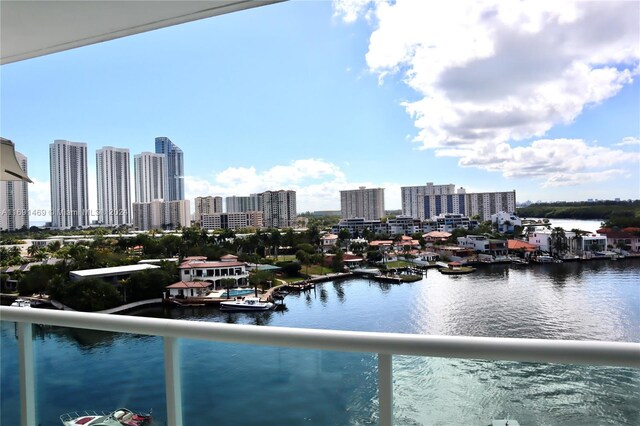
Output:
49,139,90,229
96,146,131,225
134,152,166,203
0,149,28,231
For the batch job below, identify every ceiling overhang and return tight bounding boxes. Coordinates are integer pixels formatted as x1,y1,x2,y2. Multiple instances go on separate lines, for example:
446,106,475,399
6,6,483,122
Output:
1,0,282,65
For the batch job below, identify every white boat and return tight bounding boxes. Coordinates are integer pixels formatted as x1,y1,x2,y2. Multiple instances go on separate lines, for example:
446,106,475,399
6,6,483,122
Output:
10,298,31,308
492,420,519,426
60,408,152,426
220,296,274,311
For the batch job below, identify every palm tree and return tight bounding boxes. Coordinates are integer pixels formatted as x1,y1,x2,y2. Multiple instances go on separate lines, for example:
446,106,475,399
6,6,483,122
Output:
550,227,569,258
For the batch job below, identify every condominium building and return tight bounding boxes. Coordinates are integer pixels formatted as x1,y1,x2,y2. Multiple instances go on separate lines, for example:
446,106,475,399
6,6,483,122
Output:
340,187,385,221
464,191,517,222
225,194,260,213
194,196,223,224
155,137,184,201
165,199,191,229
0,149,28,231
96,146,131,225
132,199,190,231
401,183,456,220
261,190,296,229
200,211,263,230
134,152,166,203
49,139,90,229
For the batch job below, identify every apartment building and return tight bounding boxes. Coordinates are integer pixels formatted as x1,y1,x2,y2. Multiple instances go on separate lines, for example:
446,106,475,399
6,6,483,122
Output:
261,190,296,229
340,187,385,221
49,139,90,229
401,182,456,220
200,211,263,230
134,152,166,203
96,146,131,225
194,196,223,225
0,148,28,231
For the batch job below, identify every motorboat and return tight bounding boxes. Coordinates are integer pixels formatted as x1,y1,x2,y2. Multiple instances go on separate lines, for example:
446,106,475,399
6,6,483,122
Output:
10,298,31,308
439,262,476,275
220,296,274,311
60,408,151,426
492,419,519,426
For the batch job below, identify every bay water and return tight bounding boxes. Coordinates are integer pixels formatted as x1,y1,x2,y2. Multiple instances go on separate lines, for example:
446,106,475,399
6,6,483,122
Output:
2,258,639,425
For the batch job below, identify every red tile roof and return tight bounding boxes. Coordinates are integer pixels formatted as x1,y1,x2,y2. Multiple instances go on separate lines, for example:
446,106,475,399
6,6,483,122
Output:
166,281,211,289
507,240,538,251
179,260,246,269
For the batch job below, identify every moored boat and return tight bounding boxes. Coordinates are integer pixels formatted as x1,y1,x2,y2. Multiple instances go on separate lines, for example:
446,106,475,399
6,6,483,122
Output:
439,262,476,275
10,298,32,308
60,408,151,426
220,296,274,311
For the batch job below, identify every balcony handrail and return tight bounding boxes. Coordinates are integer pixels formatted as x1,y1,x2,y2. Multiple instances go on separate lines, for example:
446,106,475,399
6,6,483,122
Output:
2,306,639,367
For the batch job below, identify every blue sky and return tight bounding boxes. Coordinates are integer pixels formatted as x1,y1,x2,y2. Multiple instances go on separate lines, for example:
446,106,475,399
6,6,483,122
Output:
1,1,639,221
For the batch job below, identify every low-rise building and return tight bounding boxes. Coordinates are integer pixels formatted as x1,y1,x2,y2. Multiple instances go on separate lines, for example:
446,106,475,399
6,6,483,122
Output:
435,214,472,232
200,211,263,230
321,233,338,253
491,211,522,233
69,264,160,283
597,228,639,253
165,281,211,298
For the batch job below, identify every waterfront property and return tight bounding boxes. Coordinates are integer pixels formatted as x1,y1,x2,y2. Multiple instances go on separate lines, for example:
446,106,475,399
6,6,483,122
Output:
3,261,639,425
178,254,249,289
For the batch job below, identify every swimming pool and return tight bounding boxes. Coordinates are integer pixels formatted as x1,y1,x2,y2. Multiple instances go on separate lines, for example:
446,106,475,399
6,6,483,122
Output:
221,289,254,298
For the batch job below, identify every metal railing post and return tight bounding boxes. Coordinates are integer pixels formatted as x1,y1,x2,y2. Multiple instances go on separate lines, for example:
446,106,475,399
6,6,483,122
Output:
17,322,36,426
164,336,182,426
378,353,393,426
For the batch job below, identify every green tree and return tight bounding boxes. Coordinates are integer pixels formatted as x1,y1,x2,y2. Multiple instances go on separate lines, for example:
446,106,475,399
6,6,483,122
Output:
248,270,274,297
60,277,122,311
550,227,569,258
17,264,58,295
331,249,345,272
220,278,236,299
296,250,310,276
126,269,175,302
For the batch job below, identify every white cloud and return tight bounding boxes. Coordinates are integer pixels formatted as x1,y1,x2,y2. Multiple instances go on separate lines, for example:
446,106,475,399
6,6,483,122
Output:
335,0,640,187
615,136,640,147
27,178,52,223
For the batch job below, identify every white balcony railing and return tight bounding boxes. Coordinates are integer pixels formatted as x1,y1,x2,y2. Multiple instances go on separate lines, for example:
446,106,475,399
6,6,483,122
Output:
2,306,639,426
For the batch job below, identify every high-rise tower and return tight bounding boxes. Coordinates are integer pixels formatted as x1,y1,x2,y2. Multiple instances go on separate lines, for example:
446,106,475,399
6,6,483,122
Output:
49,139,89,229
155,137,184,201
96,146,131,225
134,152,166,203
0,149,29,231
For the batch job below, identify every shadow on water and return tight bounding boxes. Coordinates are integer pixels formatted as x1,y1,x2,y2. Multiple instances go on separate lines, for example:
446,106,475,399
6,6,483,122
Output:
332,281,346,303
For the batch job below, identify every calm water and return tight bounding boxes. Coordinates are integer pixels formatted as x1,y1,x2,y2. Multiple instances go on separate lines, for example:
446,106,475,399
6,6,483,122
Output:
2,259,639,425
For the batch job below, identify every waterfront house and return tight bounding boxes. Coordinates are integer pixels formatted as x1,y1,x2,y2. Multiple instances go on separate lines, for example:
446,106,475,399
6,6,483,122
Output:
178,254,249,289
423,231,451,244
597,228,639,253
490,211,522,233
457,235,508,258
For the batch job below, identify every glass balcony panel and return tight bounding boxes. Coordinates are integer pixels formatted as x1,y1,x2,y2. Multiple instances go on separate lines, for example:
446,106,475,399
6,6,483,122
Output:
1,323,167,425
393,355,640,425
180,338,378,424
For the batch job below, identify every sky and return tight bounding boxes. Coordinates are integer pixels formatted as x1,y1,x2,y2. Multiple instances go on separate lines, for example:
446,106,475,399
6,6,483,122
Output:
1,0,639,223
